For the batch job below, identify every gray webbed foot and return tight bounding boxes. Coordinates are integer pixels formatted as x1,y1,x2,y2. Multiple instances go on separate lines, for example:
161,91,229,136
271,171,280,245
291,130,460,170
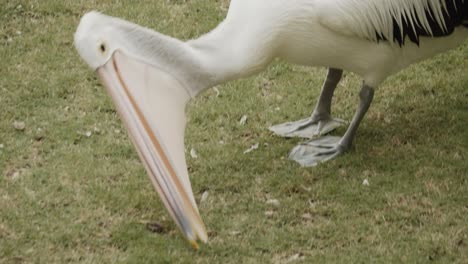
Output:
288,136,346,167
269,117,345,139
288,84,375,167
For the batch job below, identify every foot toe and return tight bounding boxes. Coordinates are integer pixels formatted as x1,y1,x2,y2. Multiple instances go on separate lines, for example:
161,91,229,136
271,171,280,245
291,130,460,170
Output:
269,118,315,138
270,118,345,139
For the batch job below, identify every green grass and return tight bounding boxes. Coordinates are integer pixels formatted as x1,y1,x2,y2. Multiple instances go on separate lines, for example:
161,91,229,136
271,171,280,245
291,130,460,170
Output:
1,0,467,263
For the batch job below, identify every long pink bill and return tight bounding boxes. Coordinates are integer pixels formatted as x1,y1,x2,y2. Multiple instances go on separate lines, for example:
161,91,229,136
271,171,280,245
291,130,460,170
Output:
97,50,207,248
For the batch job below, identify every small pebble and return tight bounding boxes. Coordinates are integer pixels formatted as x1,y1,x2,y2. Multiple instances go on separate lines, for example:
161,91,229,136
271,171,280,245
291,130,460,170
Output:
362,179,370,186
200,191,209,203
239,115,248,125
266,199,280,207
190,148,198,159
11,171,20,180
302,213,313,220
146,222,165,234
230,231,241,236
265,211,274,217
287,253,305,263
13,121,26,131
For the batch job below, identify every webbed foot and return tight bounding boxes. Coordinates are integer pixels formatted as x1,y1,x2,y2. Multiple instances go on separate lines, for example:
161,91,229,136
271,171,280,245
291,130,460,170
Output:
288,136,346,167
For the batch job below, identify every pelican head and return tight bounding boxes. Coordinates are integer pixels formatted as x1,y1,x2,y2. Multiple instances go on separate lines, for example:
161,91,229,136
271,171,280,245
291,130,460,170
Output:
74,12,118,69
74,11,208,248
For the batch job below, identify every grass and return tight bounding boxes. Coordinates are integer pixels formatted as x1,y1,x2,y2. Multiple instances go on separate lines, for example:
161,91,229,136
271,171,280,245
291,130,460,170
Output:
1,0,467,263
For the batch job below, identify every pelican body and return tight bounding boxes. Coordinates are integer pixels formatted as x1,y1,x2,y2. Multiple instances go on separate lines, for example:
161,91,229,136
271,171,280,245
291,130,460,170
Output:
74,0,468,246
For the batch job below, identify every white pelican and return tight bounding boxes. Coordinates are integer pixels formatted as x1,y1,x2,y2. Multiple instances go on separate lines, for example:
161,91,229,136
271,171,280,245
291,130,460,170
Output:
74,0,468,247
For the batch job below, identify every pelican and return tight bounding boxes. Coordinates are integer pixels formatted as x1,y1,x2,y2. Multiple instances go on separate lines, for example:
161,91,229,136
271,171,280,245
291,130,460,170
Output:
74,0,468,247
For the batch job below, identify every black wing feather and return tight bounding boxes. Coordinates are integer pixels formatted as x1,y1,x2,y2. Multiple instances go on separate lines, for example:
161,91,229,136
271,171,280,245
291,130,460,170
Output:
376,0,467,46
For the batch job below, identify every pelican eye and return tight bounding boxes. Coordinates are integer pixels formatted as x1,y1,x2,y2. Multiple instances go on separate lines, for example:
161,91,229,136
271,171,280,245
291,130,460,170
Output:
100,43,106,53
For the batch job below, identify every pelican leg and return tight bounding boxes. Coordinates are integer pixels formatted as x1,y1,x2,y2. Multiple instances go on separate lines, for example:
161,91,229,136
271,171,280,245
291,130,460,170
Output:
289,83,375,167
269,68,345,139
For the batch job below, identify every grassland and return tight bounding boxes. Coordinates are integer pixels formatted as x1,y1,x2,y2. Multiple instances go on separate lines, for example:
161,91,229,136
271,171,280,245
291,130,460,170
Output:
1,0,467,263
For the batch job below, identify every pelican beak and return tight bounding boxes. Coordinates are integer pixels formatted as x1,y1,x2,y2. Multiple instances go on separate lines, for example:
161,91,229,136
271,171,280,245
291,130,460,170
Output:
96,50,207,248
